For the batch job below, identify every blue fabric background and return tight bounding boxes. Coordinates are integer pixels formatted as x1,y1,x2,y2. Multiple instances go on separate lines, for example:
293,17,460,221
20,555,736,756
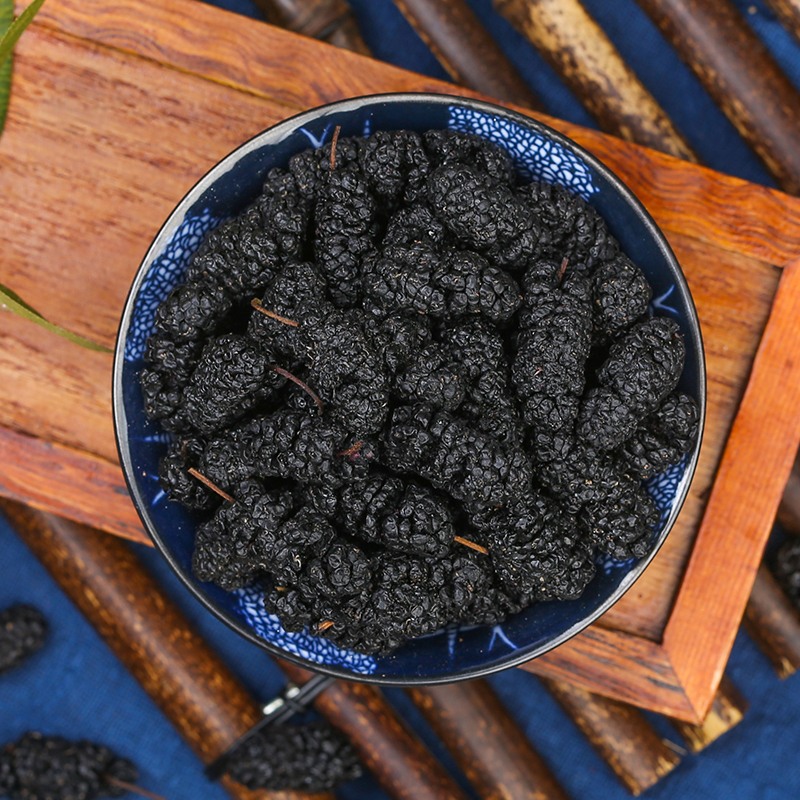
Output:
5,1,800,798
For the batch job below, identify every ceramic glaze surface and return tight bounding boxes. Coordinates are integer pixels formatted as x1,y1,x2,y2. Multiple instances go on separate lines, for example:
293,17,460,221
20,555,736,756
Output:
114,94,705,684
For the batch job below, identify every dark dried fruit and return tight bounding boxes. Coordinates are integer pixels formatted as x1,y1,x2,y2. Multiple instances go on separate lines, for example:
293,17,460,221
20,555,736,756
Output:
592,254,652,337
314,168,377,307
0,605,47,676
358,129,429,204
225,721,362,793
618,392,700,479
0,732,138,800
142,128,699,658
183,334,282,435
158,436,219,511
153,279,232,343
599,316,685,415
384,404,533,506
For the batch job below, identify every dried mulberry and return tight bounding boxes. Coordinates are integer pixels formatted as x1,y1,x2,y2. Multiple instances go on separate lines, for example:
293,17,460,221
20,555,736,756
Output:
0,732,138,800
0,605,47,676
225,721,362,793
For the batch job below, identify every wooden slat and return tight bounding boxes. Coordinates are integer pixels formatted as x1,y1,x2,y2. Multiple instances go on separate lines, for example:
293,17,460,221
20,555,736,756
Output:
670,674,748,752
493,0,697,160
22,0,800,266
520,626,698,720
539,677,680,795
408,680,571,800
744,564,800,679
663,258,800,713
0,425,144,544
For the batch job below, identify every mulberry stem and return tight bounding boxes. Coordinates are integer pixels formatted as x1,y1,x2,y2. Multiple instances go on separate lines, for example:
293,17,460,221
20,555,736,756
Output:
557,256,569,282
188,468,234,503
335,440,364,457
330,125,342,170
250,298,298,327
318,620,335,632
105,777,167,800
454,535,489,555
269,366,325,416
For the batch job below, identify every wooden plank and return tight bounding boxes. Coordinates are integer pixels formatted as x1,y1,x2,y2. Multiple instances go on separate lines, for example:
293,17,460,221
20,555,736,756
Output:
670,674,748,753
0,425,145,544
663,258,800,713
23,0,800,267
538,677,680,794
0,24,289,457
519,626,698,720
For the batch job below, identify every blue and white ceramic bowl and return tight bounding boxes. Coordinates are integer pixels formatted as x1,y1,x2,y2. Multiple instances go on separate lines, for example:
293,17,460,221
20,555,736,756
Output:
113,93,705,685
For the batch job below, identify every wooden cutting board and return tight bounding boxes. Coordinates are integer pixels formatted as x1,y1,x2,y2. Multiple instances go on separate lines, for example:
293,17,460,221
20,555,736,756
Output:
3,0,800,722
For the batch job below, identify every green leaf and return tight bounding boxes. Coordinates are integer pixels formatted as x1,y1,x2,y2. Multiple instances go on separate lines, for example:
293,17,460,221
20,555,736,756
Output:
0,0,46,67
0,0,12,136
0,0,46,137
0,282,113,353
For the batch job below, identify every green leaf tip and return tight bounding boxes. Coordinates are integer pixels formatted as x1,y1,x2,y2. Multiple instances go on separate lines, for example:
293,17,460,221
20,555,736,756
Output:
0,0,47,68
0,0,47,137
0,282,114,353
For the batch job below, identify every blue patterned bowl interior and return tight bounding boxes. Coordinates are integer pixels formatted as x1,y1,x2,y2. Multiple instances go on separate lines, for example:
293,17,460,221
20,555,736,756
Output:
114,94,705,684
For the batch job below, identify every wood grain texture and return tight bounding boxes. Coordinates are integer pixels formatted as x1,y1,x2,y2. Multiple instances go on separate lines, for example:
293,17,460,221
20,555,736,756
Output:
24,0,800,265
1,0,800,721
2,500,330,800
0,425,145,543
493,0,696,160
663,258,800,710
278,662,469,800
763,0,800,44
744,564,800,678
520,625,699,720
538,677,680,795
670,674,747,752
634,0,800,194
390,0,542,109
251,0,371,55
407,680,570,800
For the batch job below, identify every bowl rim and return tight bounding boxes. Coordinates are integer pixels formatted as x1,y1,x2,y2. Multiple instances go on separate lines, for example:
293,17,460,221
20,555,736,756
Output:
113,91,707,686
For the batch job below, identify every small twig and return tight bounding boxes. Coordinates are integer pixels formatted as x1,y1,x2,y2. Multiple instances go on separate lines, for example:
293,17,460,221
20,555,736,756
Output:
454,535,489,555
270,366,325,416
250,298,298,327
557,257,569,282
318,620,335,632
105,776,167,800
188,468,234,503
330,125,342,170
336,440,364,458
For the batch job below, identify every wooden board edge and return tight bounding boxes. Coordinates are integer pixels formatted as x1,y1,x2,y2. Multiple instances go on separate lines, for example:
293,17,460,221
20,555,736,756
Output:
518,625,702,721
22,0,800,268
663,257,800,716
0,424,147,545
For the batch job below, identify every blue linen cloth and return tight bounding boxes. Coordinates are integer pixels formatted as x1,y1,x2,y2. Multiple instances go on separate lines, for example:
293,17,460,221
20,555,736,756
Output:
5,1,800,798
